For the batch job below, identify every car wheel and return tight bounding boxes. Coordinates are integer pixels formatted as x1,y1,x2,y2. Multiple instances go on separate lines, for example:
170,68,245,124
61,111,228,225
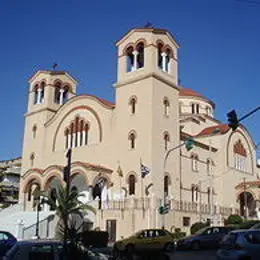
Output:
125,244,134,254
164,242,175,252
191,241,200,250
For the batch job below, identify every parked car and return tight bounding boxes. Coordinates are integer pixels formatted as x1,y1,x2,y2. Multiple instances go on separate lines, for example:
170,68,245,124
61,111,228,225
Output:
176,226,235,250
0,231,17,259
3,239,109,260
217,229,260,260
249,222,260,230
113,229,175,255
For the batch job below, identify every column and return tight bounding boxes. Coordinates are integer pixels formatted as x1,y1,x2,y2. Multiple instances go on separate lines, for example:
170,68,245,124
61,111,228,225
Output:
36,88,42,104
161,52,167,72
59,89,64,105
132,50,139,71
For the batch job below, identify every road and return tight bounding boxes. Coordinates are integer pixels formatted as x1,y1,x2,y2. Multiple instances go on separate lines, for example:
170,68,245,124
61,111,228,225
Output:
111,250,217,259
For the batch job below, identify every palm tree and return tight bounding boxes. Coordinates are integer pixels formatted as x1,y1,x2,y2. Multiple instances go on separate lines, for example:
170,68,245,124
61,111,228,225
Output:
41,185,96,256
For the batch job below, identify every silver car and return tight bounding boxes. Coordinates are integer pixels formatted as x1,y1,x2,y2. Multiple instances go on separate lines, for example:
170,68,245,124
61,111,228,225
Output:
217,229,260,260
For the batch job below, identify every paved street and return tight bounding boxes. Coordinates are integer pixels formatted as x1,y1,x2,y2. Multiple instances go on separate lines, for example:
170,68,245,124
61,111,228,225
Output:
110,250,217,259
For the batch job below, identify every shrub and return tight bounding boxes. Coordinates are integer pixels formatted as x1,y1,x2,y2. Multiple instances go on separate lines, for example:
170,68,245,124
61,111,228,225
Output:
239,220,260,230
226,214,243,225
190,222,209,235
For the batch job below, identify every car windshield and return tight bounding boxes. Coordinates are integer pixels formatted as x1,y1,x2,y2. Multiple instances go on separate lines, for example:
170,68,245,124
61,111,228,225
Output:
195,227,209,235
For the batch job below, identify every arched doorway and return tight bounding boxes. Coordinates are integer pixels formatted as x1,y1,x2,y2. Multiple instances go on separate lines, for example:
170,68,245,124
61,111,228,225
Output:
70,173,89,203
45,176,62,211
239,192,256,218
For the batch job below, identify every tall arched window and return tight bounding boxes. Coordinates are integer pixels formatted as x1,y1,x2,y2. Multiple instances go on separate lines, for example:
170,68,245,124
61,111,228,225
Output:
157,43,163,69
163,98,170,116
32,125,37,139
63,85,69,103
126,46,134,72
191,185,195,202
191,154,199,171
129,97,137,115
234,140,247,172
54,82,61,104
207,187,211,204
30,153,35,168
164,132,170,150
129,132,136,149
33,84,39,104
136,42,144,69
40,82,45,103
196,104,200,114
191,104,195,114
164,175,169,197
165,48,172,73
65,128,69,149
129,174,136,195
195,186,199,202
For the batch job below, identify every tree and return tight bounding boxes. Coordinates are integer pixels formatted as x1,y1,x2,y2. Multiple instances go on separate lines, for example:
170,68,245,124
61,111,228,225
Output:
190,222,209,235
42,185,96,256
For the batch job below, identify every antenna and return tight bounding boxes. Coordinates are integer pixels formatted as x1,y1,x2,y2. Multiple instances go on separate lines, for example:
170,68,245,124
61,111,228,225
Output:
144,22,153,28
52,63,58,70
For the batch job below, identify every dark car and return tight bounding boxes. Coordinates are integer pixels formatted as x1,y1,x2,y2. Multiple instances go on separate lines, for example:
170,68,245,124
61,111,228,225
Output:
217,229,260,260
176,226,234,250
3,239,109,260
0,231,16,259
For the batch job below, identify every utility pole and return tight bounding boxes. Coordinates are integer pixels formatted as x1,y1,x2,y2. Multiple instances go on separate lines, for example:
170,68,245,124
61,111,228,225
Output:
209,140,214,226
243,177,247,220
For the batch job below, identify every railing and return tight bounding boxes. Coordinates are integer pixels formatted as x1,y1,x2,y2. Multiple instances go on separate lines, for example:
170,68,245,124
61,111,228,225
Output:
100,198,238,217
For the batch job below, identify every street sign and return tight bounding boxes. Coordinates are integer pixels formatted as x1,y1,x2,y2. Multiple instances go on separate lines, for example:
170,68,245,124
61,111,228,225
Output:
158,204,169,215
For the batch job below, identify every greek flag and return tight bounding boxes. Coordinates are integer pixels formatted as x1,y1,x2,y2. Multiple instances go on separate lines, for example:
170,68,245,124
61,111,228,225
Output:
140,163,150,178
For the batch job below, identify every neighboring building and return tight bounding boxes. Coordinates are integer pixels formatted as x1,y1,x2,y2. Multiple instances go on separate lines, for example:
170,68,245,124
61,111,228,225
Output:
18,27,260,241
0,157,21,208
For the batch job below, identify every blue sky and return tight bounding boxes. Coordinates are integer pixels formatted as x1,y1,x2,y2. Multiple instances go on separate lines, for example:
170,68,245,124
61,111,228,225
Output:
0,0,259,160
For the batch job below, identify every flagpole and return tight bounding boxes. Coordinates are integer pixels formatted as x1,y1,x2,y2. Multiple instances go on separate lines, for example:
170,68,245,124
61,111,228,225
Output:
141,175,145,218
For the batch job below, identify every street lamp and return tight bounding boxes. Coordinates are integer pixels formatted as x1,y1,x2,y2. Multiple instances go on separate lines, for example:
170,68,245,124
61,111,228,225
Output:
35,197,43,239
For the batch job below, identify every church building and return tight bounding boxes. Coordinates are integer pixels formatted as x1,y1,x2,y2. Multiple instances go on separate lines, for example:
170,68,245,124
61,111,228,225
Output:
19,27,260,241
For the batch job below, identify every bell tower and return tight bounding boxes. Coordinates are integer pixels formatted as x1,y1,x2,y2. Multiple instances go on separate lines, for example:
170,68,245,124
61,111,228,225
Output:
21,70,78,173
114,27,181,201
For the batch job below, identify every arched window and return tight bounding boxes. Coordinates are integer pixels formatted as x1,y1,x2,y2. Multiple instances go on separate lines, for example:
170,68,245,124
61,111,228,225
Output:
85,123,89,145
65,128,69,149
163,98,170,116
195,186,199,202
206,158,210,175
234,140,247,172
129,132,136,149
207,187,211,204
75,117,79,147
164,175,169,197
63,85,69,103
206,106,211,115
33,84,39,104
126,46,134,72
157,43,163,69
32,125,37,139
54,82,61,104
129,174,136,195
191,154,199,171
196,104,200,114
30,153,35,168
50,188,57,210
164,132,170,150
136,42,144,69
40,82,45,103
191,104,195,114
165,48,172,73
129,97,137,115
191,185,195,202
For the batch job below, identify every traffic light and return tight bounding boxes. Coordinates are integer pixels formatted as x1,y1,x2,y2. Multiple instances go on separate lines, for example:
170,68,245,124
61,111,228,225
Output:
227,110,239,131
185,137,195,151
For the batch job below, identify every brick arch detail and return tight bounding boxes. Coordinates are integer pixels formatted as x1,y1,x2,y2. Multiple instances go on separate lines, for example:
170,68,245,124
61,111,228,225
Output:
52,105,103,152
236,189,257,201
92,173,112,187
42,172,63,191
226,129,254,172
71,169,89,186
125,171,138,184
22,175,42,193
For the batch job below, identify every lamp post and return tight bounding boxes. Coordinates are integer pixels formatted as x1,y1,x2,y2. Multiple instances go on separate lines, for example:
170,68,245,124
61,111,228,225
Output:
161,138,195,228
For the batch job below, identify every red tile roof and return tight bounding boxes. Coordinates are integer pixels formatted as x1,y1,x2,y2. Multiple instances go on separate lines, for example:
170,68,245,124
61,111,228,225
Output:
196,124,230,137
179,88,215,108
